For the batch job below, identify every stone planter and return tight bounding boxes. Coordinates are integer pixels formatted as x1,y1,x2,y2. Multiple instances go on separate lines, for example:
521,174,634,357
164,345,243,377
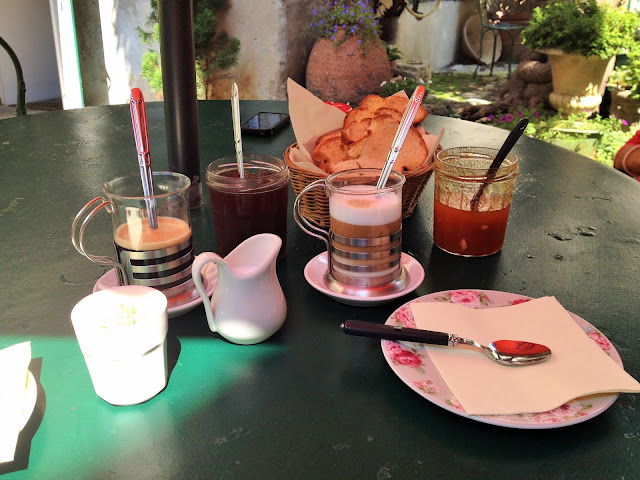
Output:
609,88,640,127
543,49,614,114
548,123,602,159
306,31,391,105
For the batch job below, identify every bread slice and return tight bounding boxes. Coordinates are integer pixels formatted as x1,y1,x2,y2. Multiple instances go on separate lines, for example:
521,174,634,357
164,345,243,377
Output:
341,108,374,143
359,94,386,111
340,94,428,144
312,128,349,172
311,94,429,175
383,95,428,124
327,115,428,173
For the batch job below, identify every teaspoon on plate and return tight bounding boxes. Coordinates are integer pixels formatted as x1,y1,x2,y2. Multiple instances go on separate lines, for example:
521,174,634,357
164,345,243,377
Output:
340,320,551,366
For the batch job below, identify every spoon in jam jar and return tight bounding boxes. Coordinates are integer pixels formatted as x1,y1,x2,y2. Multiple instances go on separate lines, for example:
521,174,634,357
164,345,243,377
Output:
340,320,551,366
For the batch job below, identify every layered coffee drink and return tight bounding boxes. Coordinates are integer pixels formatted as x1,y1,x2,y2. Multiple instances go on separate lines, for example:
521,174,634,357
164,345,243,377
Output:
114,216,192,251
328,184,403,287
293,168,407,296
114,216,195,298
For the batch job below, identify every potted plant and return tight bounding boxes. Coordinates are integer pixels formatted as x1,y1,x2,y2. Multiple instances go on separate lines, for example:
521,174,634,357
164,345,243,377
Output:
609,44,640,126
139,0,240,99
305,0,391,105
521,0,640,114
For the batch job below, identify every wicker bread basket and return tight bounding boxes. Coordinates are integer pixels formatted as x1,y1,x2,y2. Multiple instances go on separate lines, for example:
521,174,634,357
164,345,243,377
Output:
284,143,436,227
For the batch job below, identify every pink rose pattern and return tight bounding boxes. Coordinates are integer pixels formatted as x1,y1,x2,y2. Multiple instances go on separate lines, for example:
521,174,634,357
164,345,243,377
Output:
395,306,415,328
588,332,611,351
385,342,423,370
445,398,465,412
434,290,492,308
384,291,618,426
414,380,438,395
492,402,592,424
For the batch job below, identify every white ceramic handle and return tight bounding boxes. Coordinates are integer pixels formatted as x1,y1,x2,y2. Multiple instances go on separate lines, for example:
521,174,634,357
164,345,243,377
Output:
192,252,224,333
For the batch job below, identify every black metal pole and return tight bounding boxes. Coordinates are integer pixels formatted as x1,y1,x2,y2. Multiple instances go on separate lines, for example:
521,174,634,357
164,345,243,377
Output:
0,36,27,116
157,0,203,209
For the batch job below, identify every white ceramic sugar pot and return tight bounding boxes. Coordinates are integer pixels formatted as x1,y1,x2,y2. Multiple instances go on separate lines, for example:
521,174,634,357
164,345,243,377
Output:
192,233,287,345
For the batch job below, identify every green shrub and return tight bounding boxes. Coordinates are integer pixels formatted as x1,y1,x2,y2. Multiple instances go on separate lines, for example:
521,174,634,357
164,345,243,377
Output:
138,0,240,99
610,42,640,99
486,107,632,167
383,42,402,61
381,77,426,98
521,0,640,59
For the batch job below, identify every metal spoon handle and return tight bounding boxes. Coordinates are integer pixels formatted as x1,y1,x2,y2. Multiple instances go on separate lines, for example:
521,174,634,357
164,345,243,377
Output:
231,82,244,178
376,85,426,189
340,320,450,346
130,88,158,229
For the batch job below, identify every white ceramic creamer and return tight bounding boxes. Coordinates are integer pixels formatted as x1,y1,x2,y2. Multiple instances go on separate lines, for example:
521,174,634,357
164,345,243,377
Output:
192,233,287,345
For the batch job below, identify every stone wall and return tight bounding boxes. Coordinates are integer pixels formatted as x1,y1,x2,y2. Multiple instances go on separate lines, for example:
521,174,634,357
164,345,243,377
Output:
395,0,476,70
210,0,320,100
71,0,476,104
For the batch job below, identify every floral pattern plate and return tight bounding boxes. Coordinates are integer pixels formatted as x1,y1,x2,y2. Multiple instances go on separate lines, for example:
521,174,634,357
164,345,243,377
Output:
382,289,621,429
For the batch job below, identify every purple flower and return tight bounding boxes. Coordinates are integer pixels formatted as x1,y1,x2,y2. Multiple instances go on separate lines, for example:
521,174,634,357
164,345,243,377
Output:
517,110,523,116
622,119,629,126
533,112,540,117
487,115,495,120
505,113,514,121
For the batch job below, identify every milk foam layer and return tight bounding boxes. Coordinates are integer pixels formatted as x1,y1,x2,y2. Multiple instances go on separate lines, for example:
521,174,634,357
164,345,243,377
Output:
329,185,401,226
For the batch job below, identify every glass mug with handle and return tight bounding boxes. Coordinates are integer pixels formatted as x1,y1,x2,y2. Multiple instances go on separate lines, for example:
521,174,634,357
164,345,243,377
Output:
294,168,408,297
72,171,197,307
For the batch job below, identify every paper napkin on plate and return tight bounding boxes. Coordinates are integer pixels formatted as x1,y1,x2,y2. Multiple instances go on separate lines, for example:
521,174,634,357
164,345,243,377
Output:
0,341,31,463
410,297,640,416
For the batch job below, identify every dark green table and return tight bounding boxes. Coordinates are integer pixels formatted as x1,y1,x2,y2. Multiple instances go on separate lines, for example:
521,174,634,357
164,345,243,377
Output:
1,101,639,479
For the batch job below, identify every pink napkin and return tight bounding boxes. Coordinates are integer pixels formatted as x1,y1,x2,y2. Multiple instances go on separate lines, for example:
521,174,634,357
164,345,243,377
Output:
410,297,640,415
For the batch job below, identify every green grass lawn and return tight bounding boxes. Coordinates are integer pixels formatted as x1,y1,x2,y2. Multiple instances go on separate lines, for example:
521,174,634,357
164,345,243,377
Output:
427,72,634,168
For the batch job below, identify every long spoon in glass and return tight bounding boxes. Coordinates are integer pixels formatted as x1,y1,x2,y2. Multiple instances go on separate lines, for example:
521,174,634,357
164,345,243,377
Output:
340,320,551,366
376,85,426,189
231,82,244,178
470,117,528,211
129,88,158,229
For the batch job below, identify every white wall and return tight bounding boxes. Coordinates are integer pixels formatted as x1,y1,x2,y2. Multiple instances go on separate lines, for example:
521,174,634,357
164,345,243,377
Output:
96,0,155,104
396,0,476,70
0,0,60,104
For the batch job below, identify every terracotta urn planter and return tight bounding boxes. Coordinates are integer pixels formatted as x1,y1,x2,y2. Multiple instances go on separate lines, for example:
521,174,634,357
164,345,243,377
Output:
543,49,614,114
306,30,391,105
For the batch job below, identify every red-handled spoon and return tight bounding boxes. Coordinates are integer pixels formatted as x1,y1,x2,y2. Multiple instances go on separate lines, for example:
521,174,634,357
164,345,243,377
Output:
130,88,158,229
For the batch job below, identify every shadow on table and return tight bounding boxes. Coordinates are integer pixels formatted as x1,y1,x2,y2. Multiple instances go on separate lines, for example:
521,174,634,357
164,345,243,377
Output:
425,244,503,292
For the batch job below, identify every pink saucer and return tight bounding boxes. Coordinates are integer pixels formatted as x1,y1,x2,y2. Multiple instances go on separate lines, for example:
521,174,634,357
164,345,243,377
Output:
93,256,217,318
304,252,425,306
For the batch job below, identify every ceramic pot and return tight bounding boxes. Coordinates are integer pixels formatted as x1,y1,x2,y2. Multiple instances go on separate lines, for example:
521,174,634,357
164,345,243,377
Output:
306,29,391,105
543,49,614,114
